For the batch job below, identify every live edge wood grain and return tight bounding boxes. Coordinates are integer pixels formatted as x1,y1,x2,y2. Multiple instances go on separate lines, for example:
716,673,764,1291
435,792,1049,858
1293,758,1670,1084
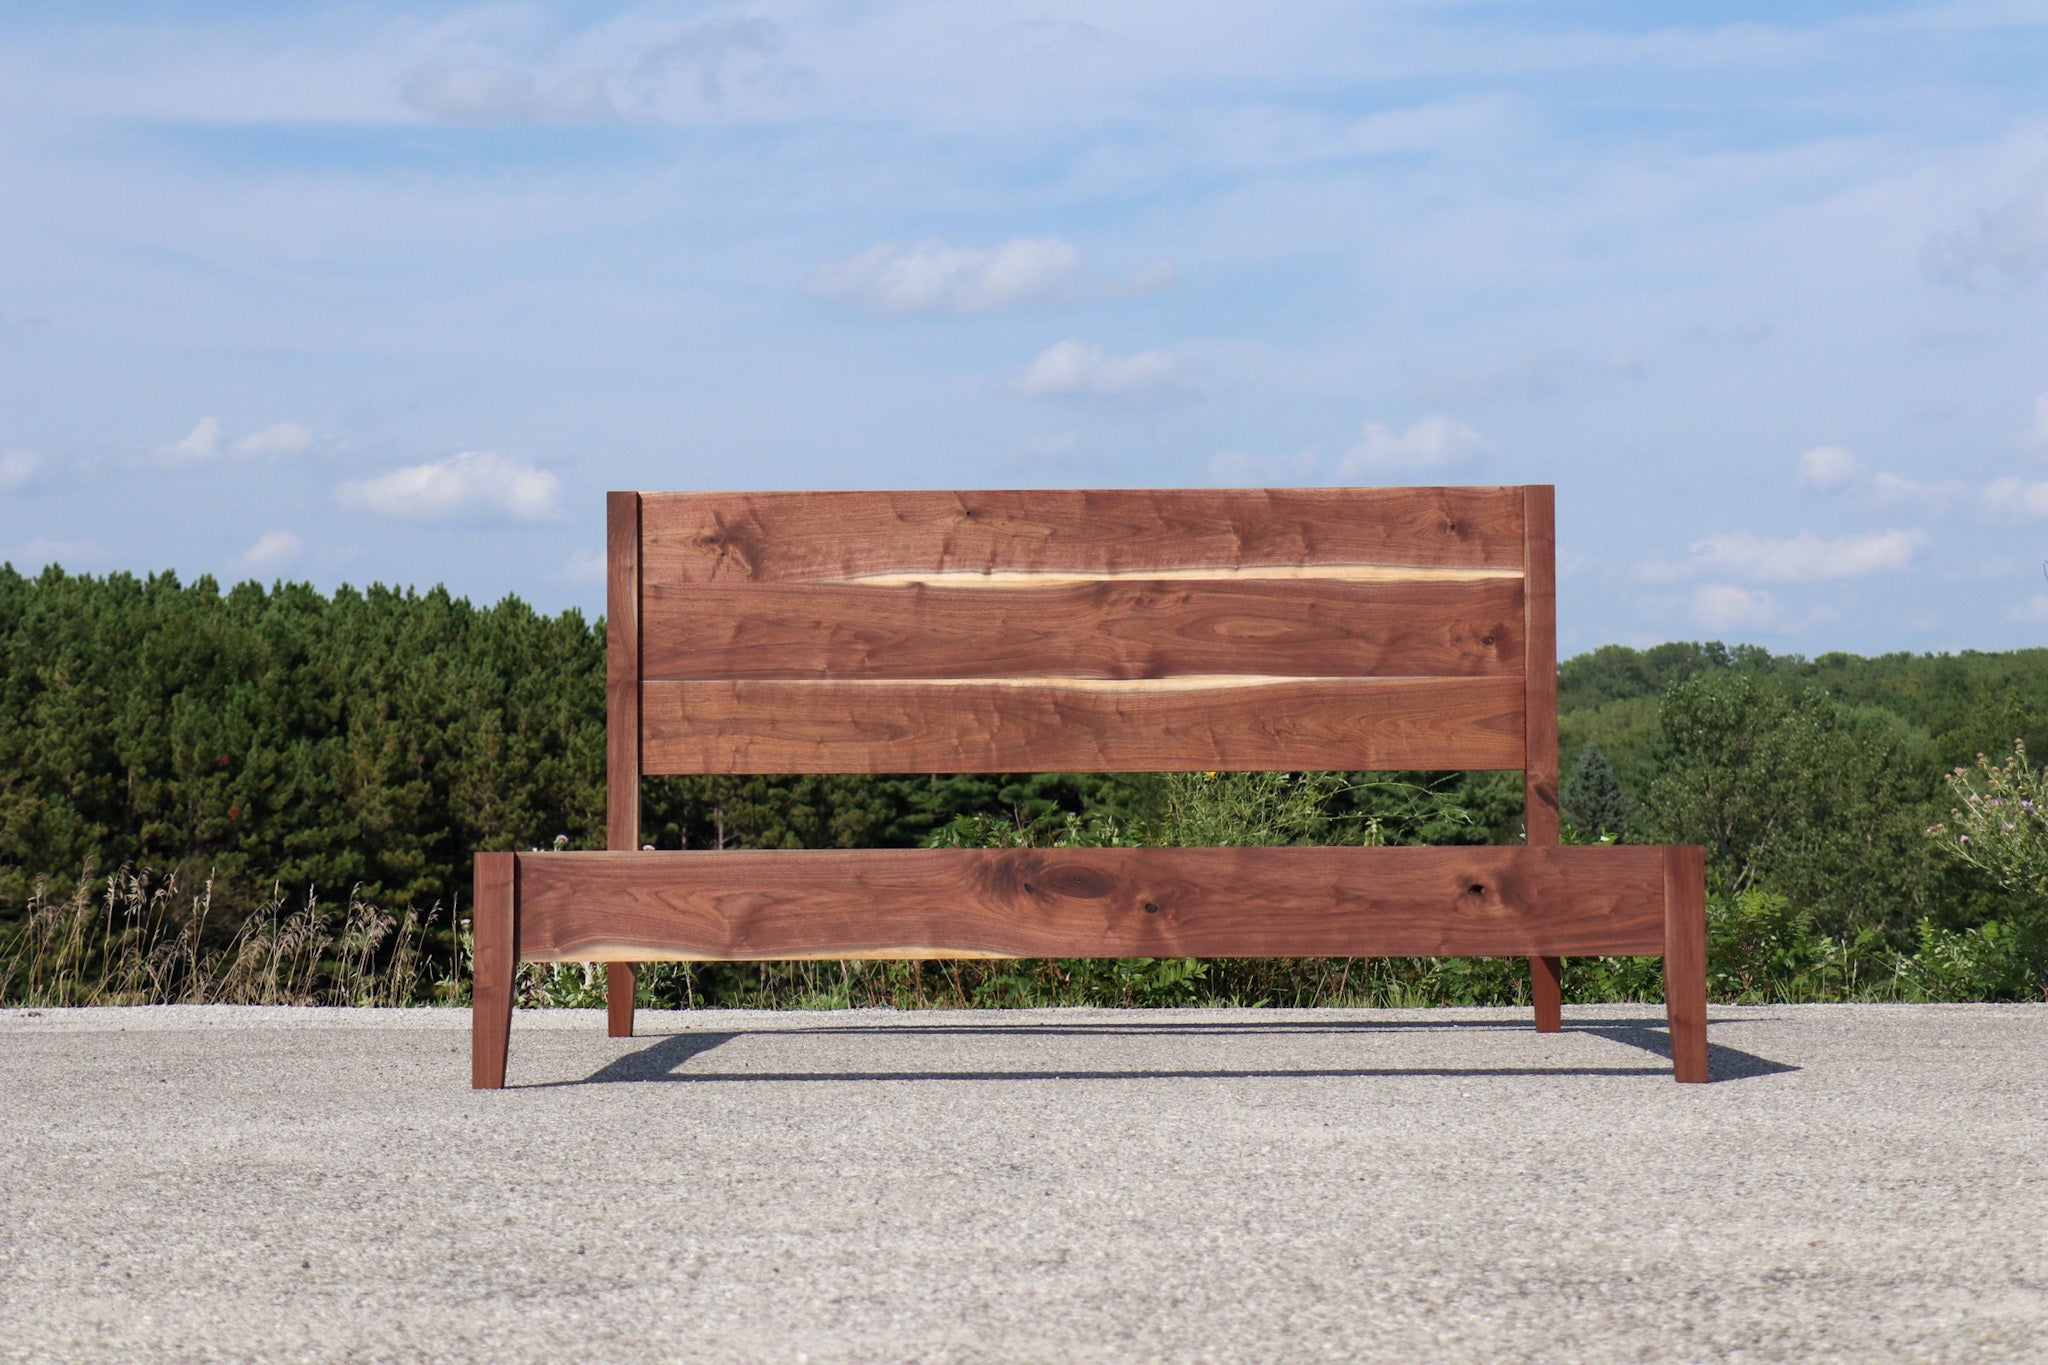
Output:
640,578,1526,682
513,845,1669,962
639,675,1526,775
639,488,1527,585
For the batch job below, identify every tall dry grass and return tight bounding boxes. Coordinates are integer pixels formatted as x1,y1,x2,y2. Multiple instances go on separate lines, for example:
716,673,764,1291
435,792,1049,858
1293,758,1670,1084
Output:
0,866,446,1007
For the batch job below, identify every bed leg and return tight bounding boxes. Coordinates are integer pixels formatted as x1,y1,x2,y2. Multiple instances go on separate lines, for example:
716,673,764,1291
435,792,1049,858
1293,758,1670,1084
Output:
607,963,637,1038
1531,956,1562,1032
471,853,516,1090
1663,846,1709,1083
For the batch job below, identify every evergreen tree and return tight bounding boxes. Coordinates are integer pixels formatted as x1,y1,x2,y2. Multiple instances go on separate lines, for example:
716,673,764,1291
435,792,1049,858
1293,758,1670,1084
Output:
1561,744,1633,840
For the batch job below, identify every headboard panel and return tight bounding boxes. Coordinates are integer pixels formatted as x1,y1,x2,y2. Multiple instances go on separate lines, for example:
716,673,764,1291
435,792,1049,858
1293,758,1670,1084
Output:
609,488,1552,791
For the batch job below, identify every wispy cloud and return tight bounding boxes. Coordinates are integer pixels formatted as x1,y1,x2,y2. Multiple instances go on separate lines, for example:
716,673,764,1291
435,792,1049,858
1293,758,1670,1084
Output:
1692,583,1778,632
1645,528,1930,583
335,451,560,523
241,530,301,568
1920,169,2048,290
167,417,223,462
807,239,1084,316
233,422,312,458
398,15,785,125
401,66,615,125
633,17,784,103
1981,476,2048,520
1872,471,1973,509
1013,340,1179,399
1,449,45,493
3,537,104,569
1340,415,1488,473
1796,445,1861,491
2009,593,2048,624
162,417,312,462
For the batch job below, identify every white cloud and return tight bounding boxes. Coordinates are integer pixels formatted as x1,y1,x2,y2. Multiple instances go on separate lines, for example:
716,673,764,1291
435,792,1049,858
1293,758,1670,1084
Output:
1014,340,1179,398
163,417,312,462
1981,476,2048,520
2009,594,2048,624
1796,445,1861,492
1340,414,1489,473
1645,528,1930,583
806,239,1083,316
1206,450,1321,486
335,451,561,523
232,422,312,458
565,549,606,585
1,449,44,492
168,416,222,461
1693,584,1777,631
241,530,301,568
3,537,104,569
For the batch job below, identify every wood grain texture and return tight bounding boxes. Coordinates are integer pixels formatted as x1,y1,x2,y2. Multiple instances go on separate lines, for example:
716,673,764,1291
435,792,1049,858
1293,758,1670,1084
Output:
1531,955,1562,1032
640,488,1527,585
513,845,1669,962
640,578,1526,682
606,962,636,1038
1521,485,1560,844
1663,844,1710,1083
639,675,1526,775
606,491,642,852
470,853,516,1090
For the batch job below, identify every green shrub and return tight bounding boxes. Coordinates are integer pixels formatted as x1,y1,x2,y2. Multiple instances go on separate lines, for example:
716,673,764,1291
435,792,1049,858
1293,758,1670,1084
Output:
1929,740,2048,905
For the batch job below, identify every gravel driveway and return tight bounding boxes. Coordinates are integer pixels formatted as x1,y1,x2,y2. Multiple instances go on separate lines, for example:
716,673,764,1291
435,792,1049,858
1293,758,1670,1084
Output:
2,1003,2043,1362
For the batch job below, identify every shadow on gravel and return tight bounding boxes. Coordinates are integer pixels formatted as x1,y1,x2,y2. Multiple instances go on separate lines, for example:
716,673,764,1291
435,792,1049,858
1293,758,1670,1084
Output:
1575,1021,1799,1081
562,1017,1797,1087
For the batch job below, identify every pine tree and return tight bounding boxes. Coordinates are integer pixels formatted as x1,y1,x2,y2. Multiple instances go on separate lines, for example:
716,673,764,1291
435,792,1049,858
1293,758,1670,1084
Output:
1561,744,1633,840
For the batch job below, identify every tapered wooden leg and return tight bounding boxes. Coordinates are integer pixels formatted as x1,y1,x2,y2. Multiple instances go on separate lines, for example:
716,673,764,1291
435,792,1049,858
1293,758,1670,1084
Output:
606,963,636,1038
471,853,516,1090
1531,956,1562,1032
1663,845,1709,1083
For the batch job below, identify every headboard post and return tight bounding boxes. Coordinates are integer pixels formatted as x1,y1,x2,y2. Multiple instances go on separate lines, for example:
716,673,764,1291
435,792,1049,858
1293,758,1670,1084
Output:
606,490,643,851
1521,484,1560,845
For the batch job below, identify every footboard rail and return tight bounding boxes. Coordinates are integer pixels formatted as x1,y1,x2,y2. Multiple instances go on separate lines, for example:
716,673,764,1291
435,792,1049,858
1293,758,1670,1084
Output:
471,844,1708,1087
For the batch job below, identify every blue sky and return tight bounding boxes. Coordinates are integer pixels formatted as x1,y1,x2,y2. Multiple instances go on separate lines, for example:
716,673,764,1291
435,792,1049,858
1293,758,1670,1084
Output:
2,1,2046,657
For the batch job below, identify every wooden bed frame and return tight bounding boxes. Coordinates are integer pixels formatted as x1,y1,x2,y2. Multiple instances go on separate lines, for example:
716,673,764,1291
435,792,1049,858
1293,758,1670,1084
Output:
471,486,1709,1086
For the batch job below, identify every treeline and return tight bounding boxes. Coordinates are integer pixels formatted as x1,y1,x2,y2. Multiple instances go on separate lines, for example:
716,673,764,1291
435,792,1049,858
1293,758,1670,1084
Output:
2,565,2044,959
0,565,605,917
1558,640,2048,937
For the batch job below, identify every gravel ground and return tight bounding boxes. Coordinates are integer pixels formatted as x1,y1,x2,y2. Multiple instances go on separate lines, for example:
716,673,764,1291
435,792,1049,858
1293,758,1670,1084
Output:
1,1003,2043,1363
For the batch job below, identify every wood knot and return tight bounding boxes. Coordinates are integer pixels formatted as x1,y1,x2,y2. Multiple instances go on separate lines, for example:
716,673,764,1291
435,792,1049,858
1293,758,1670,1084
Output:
1143,902,1159,914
